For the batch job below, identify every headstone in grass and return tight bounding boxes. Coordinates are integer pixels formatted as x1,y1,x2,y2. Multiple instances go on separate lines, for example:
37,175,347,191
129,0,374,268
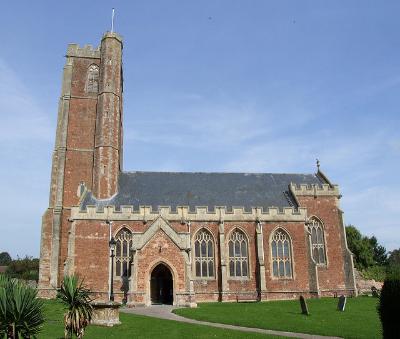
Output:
371,286,380,298
299,295,309,315
337,295,346,311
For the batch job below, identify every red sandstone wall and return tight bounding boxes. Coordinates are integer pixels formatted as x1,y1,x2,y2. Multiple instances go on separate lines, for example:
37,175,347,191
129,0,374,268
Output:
263,221,311,299
190,222,220,302
223,222,257,300
73,220,109,296
297,196,347,293
38,209,54,293
63,58,99,207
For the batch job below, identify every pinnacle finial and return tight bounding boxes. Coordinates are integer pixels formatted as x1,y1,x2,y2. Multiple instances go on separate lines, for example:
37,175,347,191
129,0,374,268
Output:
316,158,320,171
111,8,115,33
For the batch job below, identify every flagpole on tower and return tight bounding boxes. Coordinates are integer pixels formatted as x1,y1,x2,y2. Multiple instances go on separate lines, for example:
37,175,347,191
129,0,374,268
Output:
111,8,115,33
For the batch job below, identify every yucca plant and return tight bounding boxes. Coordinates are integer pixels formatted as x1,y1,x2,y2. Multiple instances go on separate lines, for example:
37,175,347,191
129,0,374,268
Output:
0,274,44,339
57,275,93,339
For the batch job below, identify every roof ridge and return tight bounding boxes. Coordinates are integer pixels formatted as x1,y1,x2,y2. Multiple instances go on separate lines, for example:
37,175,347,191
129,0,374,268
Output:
121,171,316,176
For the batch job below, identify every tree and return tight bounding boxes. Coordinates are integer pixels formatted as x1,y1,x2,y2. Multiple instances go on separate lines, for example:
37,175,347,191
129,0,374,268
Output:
0,274,44,338
388,249,400,269
346,225,375,270
6,256,39,281
57,275,93,339
369,236,388,266
0,252,12,266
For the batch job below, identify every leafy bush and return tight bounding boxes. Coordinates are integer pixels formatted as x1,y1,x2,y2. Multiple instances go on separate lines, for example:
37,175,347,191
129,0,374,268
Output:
361,266,387,282
0,252,12,266
57,275,93,338
0,274,44,338
378,272,400,338
387,249,400,269
6,256,39,281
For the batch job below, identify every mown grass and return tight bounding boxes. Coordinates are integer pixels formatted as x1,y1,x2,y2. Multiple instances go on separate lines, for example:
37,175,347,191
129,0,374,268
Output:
40,299,278,338
174,297,381,339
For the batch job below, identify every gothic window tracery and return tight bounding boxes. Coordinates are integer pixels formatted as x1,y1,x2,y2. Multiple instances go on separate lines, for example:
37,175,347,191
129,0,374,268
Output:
271,228,293,278
86,64,99,93
228,229,249,277
309,217,326,264
194,229,214,278
115,228,132,277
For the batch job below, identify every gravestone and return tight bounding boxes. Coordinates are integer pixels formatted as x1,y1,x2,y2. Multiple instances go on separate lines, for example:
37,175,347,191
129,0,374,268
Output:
371,286,379,298
299,295,309,315
337,295,346,311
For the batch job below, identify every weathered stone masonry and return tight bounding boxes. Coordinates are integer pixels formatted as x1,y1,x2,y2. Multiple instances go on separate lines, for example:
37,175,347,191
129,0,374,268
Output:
38,31,357,306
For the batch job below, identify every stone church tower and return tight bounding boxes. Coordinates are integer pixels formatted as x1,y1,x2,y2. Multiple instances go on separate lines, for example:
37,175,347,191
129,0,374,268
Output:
39,31,357,306
39,32,123,295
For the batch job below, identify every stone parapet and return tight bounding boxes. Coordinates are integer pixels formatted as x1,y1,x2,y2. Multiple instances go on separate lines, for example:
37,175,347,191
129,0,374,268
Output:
102,32,123,43
290,183,340,197
66,44,100,59
71,205,307,222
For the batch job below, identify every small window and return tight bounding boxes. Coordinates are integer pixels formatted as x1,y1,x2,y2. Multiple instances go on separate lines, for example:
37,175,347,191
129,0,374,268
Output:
271,229,293,278
86,64,99,93
114,228,132,277
228,229,249,277
309,218,326,264
194,229,214,278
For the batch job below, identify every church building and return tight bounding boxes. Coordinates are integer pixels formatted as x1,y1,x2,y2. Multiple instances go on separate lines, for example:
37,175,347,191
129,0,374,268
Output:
38,31,357,307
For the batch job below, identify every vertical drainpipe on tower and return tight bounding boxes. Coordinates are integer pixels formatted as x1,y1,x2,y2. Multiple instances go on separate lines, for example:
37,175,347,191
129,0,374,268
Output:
107,220,112,301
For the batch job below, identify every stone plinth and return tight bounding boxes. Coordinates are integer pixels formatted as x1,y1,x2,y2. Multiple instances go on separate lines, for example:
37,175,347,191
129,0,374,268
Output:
91,301,121,327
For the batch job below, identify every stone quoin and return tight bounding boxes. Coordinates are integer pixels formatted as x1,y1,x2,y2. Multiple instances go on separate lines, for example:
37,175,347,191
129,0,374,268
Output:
38,31,357,307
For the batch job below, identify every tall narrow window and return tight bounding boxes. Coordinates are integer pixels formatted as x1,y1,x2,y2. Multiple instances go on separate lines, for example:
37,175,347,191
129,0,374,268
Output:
271,229,293,278
309,218,326,264
194,229,214,278
115,228,132,277
228,229,248,277
86,64,99,93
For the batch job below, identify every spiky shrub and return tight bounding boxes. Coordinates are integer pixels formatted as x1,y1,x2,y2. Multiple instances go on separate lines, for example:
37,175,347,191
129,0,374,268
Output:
0,274,44,339
57,275,93,339
378,272,400,338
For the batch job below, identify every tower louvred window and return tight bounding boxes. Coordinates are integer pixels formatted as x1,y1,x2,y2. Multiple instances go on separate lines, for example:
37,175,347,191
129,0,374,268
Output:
194,229,215,278
86,64,99,93
271,229,293,278
309,218,327,264
115,228,132,277
228,229,249,277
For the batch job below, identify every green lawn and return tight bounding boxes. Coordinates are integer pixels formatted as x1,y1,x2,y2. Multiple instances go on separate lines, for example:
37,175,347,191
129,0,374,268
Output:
40,299,278,338
174,297,382,339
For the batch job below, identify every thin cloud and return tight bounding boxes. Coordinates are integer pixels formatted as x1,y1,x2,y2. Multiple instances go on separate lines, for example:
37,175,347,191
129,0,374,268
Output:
0,58,53,142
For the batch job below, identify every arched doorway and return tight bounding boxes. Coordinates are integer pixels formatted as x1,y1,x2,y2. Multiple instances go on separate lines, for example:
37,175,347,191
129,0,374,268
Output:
150,263,173,305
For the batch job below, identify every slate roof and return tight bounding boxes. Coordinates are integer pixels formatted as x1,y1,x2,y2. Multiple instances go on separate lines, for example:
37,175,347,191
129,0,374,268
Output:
81,171,325,212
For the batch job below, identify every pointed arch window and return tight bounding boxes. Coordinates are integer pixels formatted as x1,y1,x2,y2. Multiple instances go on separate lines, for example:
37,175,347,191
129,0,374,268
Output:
309,218,326,265
86,64,99,93
228,229,249,277
115,228,132,277
271,229,293,278
194,229,215,278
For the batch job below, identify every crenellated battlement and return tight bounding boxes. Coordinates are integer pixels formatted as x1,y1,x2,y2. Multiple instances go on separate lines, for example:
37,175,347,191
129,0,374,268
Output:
71,205,307,222
289,183,340,197
66,43,100,59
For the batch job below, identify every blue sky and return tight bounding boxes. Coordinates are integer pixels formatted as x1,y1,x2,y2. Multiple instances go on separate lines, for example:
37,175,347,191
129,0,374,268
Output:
0,1,399,258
